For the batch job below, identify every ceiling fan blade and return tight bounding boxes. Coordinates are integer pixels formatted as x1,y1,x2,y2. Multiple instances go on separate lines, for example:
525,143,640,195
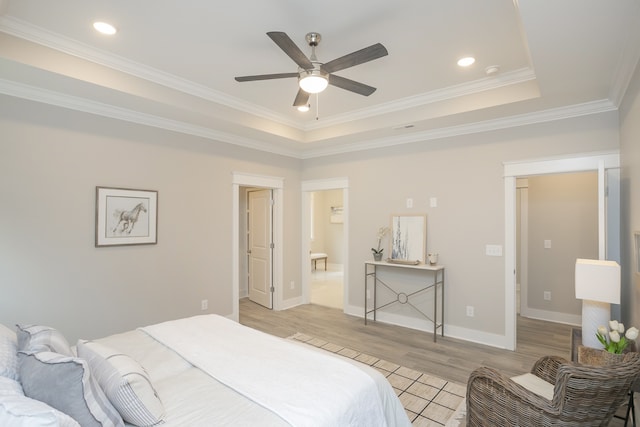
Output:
321,43,388,74
267,31,314,70
293,89,310,107
235,72,298,82
328,74,376,96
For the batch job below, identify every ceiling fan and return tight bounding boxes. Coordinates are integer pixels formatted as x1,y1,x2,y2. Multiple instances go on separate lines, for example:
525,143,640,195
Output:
235,31,388,108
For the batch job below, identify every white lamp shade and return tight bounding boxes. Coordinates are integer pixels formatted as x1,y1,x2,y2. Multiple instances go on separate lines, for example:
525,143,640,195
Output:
575,258,620,304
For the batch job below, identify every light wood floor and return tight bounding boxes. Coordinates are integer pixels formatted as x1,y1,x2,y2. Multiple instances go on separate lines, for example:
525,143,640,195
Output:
239,298,572,384
240,299,632,425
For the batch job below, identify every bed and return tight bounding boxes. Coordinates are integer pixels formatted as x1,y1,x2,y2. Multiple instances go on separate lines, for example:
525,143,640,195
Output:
0,314,410,426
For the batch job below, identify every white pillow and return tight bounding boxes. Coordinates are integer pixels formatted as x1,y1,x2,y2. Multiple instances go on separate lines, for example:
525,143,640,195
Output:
18,351,123,427
77,340,165,426
0,376,80,427
16,324,73,356
0,325,18,380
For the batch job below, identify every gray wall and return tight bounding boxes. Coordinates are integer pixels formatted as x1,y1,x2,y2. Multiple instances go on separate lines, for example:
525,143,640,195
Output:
620,60,640,330
0,95,302,342
0,88,627,347
526,172,598,317
302,113,619,338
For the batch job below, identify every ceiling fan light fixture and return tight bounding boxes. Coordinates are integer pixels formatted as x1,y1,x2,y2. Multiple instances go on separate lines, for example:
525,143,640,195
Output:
297,104,310,112
299,70,328,94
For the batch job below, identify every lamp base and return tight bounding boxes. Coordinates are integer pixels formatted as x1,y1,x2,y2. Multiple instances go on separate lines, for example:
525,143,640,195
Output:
581,300,610,349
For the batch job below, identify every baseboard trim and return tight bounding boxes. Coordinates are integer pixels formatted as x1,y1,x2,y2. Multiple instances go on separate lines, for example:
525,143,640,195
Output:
344,304,510,349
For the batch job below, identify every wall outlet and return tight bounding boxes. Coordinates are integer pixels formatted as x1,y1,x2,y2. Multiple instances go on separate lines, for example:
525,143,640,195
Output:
544,291,551,301
201,299,208,311
290,281,295,290
406,198,413,208
466,306,474,317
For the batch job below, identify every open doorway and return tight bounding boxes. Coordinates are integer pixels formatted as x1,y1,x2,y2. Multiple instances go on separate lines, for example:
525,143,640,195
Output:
517,172,598,326
301,177,349,311
309,189,344,309
504,152,620,350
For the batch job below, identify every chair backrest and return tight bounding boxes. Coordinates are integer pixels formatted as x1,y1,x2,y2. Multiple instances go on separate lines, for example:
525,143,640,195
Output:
552,352,640,423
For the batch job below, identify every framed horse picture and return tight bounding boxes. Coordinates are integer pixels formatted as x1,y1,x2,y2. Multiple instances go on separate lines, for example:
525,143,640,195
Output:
95,187,158,247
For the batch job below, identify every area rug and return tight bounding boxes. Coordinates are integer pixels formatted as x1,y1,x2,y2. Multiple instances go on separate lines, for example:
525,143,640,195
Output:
288,333,467,426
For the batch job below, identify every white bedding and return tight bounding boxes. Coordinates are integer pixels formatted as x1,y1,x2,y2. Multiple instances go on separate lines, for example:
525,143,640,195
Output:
97,315,410,427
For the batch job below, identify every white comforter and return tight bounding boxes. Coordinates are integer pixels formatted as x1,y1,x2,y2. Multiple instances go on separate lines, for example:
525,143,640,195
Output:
98,315,410,427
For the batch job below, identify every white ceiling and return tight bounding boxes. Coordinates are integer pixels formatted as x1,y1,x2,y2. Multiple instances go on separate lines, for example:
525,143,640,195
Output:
0,0,639,158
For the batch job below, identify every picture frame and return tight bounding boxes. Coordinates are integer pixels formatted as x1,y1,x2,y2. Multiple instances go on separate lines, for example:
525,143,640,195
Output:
390,214,427,263
95,187,158,247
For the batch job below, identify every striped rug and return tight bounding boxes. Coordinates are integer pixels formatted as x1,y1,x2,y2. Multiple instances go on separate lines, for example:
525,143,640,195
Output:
288,333,466,427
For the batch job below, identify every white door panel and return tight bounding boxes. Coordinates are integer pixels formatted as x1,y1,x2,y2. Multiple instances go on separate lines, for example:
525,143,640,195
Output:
248,189,272,308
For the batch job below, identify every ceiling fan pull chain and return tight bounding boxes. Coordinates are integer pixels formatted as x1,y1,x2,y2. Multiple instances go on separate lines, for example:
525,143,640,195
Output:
316,93,320,121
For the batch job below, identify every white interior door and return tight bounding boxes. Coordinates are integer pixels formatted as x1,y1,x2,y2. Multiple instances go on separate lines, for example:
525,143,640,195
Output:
248,189,273,309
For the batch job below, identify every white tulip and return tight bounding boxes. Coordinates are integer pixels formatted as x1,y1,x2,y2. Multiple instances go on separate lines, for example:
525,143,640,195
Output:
609,320,619,331
618,323,625,333
609,330,621,343
597,325,608,336
626,327,639,341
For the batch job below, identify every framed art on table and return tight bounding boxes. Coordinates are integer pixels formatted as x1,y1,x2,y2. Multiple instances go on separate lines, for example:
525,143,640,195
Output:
390,214,426,263
95,187,158,247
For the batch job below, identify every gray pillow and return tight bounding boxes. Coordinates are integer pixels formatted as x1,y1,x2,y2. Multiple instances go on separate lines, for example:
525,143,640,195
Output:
19,351,123,427
16,324,73,356
0,376,81,427
77,340,165,426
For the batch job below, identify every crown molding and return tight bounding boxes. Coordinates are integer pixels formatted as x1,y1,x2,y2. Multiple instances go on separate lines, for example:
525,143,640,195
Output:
298,99,617,159
0,15,304,130
0,15,540,135
0,77,617,160
0,78,301,158
304,68,537,130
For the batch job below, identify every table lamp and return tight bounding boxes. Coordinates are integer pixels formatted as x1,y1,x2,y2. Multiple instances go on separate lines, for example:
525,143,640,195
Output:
575,258,621,348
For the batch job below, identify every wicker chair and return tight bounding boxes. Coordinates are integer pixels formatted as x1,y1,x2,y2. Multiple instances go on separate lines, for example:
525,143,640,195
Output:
466,352,640,426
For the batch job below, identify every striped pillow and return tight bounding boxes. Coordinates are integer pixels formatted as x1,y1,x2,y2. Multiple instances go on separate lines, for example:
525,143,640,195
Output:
18,351,123,427
0,324,19,380
77,340,164,426
16,324,73,356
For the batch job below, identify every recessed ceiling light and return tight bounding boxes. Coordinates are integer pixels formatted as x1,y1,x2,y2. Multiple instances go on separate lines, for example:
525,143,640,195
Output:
457,56,475,67
93,21,117,35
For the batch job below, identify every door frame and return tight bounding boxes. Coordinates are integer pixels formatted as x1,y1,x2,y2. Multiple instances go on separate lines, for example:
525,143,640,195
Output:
232,172,284,321
503,151,620,350
301,178,349,308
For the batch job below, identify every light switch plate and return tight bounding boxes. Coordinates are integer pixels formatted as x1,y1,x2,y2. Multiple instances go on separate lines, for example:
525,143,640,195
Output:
486,244,503,256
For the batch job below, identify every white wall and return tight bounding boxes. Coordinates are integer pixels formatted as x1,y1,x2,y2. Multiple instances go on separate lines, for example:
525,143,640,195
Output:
0,95,302,342
302,112,619,344
620,60,640,329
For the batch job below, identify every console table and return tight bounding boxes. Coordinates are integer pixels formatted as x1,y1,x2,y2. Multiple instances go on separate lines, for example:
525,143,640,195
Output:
364,261,445,342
